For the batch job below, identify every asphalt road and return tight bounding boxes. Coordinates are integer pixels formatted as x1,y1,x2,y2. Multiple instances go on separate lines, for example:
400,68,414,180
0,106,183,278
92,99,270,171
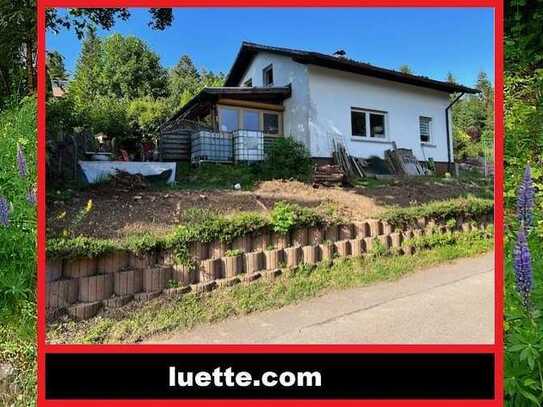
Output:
148,252,494,344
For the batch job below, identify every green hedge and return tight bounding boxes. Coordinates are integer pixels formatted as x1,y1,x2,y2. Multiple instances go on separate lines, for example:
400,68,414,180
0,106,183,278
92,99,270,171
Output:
381,197,493,227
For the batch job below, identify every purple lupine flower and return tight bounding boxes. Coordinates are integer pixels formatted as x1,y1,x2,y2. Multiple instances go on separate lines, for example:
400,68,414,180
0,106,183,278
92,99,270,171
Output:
16,143,27,178
517,165,535,232
514,228,533,308
27,187,37,206
0,196,9,226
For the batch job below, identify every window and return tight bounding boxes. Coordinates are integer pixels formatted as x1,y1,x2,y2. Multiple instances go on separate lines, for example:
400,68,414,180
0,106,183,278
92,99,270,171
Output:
219,107,239,132
243,110,260,131
263,65,273,86
351,108,386,139
351,111,366,137
263,112,279,134
243,78,252,87
419,116,432,143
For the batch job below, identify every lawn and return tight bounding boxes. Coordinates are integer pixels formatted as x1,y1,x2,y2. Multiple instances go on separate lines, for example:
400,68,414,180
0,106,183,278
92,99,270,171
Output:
47,228,492,345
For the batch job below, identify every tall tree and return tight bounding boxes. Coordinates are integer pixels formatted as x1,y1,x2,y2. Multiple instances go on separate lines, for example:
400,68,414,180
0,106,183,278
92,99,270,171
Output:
69,33,168,105
168,55,224,108
46,50,68,80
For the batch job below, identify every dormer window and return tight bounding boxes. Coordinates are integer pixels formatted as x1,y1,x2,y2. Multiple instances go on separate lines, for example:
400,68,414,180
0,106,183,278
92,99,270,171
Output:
263,64,273,86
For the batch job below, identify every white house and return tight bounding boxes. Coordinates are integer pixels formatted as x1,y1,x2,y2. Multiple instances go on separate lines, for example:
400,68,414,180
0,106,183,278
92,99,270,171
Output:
161,42,478,173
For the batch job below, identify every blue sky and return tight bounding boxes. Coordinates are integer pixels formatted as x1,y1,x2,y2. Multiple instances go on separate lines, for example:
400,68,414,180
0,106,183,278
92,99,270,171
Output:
46,8,494,87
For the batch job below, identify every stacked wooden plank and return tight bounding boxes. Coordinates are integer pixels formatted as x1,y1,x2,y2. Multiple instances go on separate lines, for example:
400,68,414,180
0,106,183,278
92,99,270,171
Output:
313,164,345,186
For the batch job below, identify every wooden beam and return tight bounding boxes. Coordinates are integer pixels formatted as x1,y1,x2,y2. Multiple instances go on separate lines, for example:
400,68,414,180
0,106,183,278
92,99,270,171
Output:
217,98,284,112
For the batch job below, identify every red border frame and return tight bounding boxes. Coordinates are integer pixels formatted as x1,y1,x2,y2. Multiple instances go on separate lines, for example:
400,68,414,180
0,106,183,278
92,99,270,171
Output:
36,2,504,405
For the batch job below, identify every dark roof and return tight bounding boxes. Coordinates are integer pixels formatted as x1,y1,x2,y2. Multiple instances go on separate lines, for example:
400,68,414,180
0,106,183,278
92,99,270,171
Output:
224,42,479,94
163,86,292,125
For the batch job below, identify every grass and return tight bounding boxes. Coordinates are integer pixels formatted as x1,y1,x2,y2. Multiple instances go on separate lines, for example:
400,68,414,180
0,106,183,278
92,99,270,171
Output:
0,97,36,406
172,162,260,191
47,230,492,345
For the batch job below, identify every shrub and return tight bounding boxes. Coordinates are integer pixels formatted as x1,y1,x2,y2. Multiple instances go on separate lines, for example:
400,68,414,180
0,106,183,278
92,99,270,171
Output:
260,137,312,181
381,196,493,227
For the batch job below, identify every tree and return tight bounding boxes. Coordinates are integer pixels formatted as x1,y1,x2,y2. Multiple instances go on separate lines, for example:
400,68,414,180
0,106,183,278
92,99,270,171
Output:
46,50,68,80
127,96,170,140
68,29,103,107
69,33,168,105
451,71,494,161
446,72,457,84
398,64,413,74
0,5,174,103
168,55,224,109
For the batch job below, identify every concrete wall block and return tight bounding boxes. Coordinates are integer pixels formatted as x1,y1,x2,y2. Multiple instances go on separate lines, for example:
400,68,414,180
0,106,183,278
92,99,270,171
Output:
291,227,309,247
222,255,243,278
264,249,284,270
158,249,176,266
67,301,102,321
378,235,392,250
97,250,129,274
367,219,381,237
63,257,97,279
461,222,472,233
417,217,427,228
252,230,271,252
189,242,209,260
209,240,231,259
319,242,335,260
349,238,365,257
46,259,62,282
46,279,78,310
103,294,133,309
302,245,319,264
244,252,264,274
308,226,325,245
172,263,198,285
324,225,338,242
114,269,144,296
129,252,157,270
216,276,241,288
284,246,302,268
413,229,424,238
262,269,282,280
241,271,262,283
364,237,377,253
353,222,370,239
390,232,402,248
79,274,114,302
190,281,217,293
403,245,415,256
271,232,291,249
198,258,222,283
381,221,394,235
232,236,252,253
163,286,191,298
334,240,351,257
338,224,354,240
143,267,172,292
134,291,161,302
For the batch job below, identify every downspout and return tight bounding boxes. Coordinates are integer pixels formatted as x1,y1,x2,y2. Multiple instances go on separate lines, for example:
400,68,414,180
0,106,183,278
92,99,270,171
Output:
445,92,464,174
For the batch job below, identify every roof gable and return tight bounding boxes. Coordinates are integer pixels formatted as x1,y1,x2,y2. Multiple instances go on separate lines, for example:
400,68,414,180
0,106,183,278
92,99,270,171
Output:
224,42,479,94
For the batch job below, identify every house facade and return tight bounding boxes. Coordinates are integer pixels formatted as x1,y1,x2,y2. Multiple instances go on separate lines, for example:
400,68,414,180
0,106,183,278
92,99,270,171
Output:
161,42,478,170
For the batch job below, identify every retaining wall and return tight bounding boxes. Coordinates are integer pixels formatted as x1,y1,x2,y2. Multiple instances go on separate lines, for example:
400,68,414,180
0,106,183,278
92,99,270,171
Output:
46,214,493,321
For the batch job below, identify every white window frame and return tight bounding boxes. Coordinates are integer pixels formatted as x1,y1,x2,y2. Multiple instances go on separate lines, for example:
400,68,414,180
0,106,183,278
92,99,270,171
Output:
217,104,282,136
419,116,433,145
262,64,274,87
350,108,388,141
